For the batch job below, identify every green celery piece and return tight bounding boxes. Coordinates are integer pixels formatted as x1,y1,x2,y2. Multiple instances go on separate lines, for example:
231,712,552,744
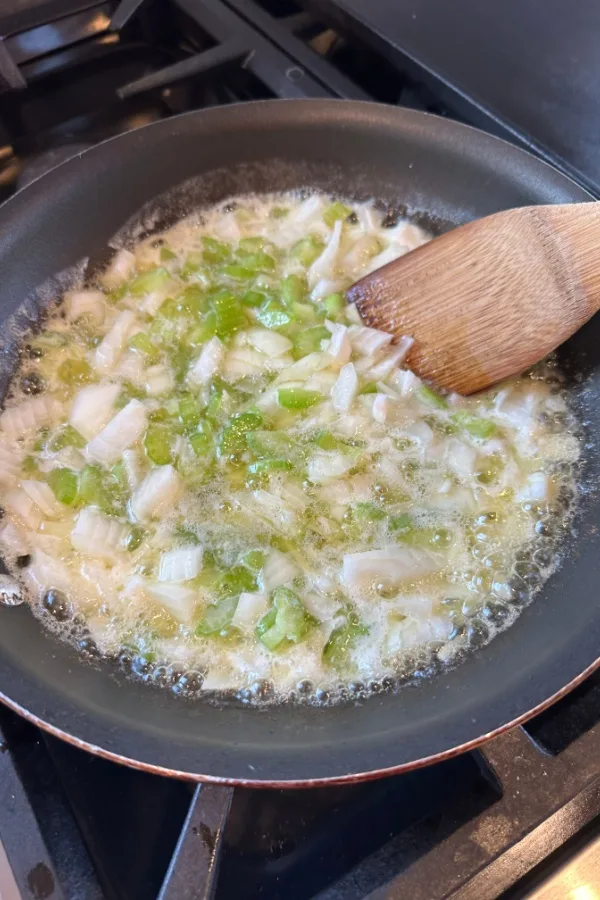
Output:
256,299,293,330
179,285,208,316
256,587,317,651
160,246,177,262
175,526,201,545
238,236,266,253
270,206,289,219
116,381,146,409
292,302,318,324
246,430,304,464
157,296,181,320
281,274,307,307
125,525,145,552
189,421,214,457
248,459,293,474
241,289,266,308
241,549,266,573
323,615,368,669
278,387,322,410
129,267,170,297
33,428,49,451
195,596,239,636
451,411,497,439
181,251,205,278
360,382,378,395
220,264,255,281
292,326,330,360
57,358,92,385
218,410,263,458
290,236,324,267
128,332,160,363
202,236,230,265
148,407,169,423
204,390,223,423
477,454,504,485
389,513,450,548
417,385,448,410
110,461,129,500
212,290,246,338
78,465,113,513
388,513,413,535
234,251,276,272
323,201,352,227
187,311,216,346
321,293,345,319
47,468,78,506
216,565,258,598
22,456,40,476
177,393,201,431
48,425,86,451
168,342,192,384
354,501,386,522
313,430,347,451
144,423,174,465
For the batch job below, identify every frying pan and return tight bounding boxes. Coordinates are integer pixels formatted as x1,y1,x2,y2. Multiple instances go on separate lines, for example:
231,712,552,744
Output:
0,100,598,787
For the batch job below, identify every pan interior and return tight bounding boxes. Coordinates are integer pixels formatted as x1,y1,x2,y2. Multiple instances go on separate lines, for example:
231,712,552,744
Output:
0,101,597,783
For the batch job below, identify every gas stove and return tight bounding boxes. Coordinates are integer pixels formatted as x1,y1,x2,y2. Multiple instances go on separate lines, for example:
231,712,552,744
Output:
0,2,598,899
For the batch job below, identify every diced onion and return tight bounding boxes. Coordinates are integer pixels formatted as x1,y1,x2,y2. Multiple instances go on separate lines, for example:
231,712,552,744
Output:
131,465,181,522
157,546,204,583
85,399,147,465
71,508,127,560
342,547,444,589
0,396,62,440
187,336,224,387
93,310,137,374
69,383,120,441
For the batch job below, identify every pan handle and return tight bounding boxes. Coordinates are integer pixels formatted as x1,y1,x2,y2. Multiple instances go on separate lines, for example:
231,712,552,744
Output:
157,783,234,900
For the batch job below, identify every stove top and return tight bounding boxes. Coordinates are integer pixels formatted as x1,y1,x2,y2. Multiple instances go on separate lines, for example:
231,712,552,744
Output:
0,2,598,899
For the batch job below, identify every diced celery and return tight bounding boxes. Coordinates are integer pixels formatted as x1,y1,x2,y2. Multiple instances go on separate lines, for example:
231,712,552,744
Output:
181,251,205,278
270,206,289,219
78,465,113,512
57,358,92,385
323,201,352,227
323,613,368,669
167,342,192,383
175,525,200,544
238,237,266,253
148,407,169,423
220,264,255,281
212,290,246,338
235,251,276,272
248,459,293,474
157,297,180,320
277,387,322,410
195,596,239,636
290,236,324,267
216,565,257,598
116,381,146,409
256,299,293,330
281,274,307,307
128,332,160,363
241,549,266,573
144,424,174,465
179,285,208,316
110,460,129,500
33,428,49,451
189,421,213,457
177,393,201,432
388,513,413,536
360,382,378,395
49,425,86,451
218,410,263,458
48,468,78,506
246,430,304,464
204,389,223,423
451,411,497,439
417,385,448,410
125,525,145,552
321,293,345,319
129,267,170,297
256,587,317,651
160,246,177,262
187,311,216,346
313,430,348,451
354,501,386,522
22,456,40,476
477,455,504,485
292,325,330,360
241,290,266,308
202,236,230,265
292,302,318,324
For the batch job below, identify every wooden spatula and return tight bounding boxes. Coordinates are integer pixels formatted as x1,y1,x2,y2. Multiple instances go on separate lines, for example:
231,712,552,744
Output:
347,202,600,395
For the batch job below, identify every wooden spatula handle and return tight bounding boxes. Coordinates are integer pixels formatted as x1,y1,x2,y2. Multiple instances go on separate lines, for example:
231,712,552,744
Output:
348,202,600,394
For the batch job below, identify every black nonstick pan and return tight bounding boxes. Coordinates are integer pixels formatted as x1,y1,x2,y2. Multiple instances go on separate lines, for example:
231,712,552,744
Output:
0,100,598,786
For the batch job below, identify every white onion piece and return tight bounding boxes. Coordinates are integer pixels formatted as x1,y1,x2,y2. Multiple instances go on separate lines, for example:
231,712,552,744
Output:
0,520,29,556
262,550,300,591
0,441,22,486
349,325,393,358
342,547,444,589
517,472,550,502
274,352,329,384
146,582,198,624
445,438,478,480
93,310,137,374
65,290,106,323
101,249,135,289
71,508,126,560
4,489,42,530
145,366,174,396
252,489,297,530
0,396,62,440
21,481,61,518
69,383,120,441
342,234,381,275
85,399,147,465
308,219,343,287
245,328,292,358
331,362,358,413
391,368,421,396
372,394,392,424
131,465,181,522
310,278,347,301
231,591,269,630
307,452,355,484
157,546,204,583
326,323,352,369
366,341,414,380
187,336,224,387
122,449,143,491
223,347,266,381
364,241,405,274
